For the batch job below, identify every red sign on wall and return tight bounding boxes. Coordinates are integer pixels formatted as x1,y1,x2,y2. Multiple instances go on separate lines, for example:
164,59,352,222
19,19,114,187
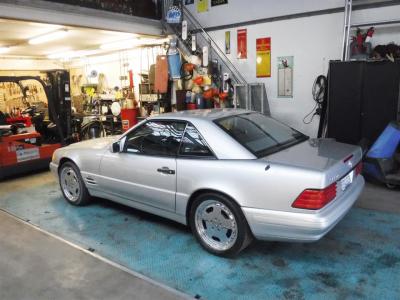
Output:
237,29,247,59
256,37,271,77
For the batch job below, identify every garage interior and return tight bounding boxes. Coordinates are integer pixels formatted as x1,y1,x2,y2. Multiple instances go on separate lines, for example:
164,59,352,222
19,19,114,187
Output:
0,0,399,299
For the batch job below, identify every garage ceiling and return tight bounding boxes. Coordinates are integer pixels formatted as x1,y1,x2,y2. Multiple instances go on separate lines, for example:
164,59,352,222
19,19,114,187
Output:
0,18,161,58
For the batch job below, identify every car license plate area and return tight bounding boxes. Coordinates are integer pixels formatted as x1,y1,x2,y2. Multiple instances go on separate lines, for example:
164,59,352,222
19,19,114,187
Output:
340,170,354,191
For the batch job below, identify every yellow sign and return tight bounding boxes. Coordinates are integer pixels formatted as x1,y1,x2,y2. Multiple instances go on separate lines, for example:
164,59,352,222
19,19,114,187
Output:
256,38,271,78
197,0,208,13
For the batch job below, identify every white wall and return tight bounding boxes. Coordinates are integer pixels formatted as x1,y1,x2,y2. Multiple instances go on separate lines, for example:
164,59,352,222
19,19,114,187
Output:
209,13,343,136
188,2,400,136
185,0,344,28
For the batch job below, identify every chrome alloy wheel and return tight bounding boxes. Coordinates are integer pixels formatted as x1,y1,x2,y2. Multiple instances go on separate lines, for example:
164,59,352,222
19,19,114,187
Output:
195,200,238,251
60,167,80,202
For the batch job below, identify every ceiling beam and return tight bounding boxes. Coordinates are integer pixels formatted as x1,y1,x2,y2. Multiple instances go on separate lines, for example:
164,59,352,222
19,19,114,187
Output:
0,0,162,36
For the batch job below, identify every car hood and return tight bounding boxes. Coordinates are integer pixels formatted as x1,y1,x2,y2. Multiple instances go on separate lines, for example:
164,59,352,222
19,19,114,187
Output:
261,138,362,172
66,136,120,151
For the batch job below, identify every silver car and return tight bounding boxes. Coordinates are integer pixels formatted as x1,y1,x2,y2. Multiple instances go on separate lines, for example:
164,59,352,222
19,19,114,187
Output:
50,109,365,256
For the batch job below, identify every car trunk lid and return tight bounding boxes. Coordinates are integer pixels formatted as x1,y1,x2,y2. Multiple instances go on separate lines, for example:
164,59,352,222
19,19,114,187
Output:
261,138,363,188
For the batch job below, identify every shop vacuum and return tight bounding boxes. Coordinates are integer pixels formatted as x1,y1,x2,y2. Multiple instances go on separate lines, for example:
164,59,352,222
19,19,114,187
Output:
363,121,400,189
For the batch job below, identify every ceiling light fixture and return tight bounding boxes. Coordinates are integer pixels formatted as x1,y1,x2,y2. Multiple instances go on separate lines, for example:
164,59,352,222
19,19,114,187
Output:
29,30,69,45
47,51,72,59
138,38,169,45
46,48,72,56
48,49,99,60
0,46,10,54
99,37,168,51
99,39,140,50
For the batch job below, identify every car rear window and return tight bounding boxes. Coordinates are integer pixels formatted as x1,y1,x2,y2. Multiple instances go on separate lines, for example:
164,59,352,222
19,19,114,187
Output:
215,112,308,157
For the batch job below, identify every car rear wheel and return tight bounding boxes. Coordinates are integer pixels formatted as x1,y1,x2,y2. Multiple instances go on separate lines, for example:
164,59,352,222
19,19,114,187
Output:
59,161,91,206
190,193,253,257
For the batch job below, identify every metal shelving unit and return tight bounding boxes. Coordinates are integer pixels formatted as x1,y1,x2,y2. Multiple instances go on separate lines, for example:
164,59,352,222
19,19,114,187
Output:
342,0,400,61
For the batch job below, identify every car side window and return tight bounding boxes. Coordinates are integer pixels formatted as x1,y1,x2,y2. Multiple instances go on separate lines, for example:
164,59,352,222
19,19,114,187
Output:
124,121,186,156
179,124,214,157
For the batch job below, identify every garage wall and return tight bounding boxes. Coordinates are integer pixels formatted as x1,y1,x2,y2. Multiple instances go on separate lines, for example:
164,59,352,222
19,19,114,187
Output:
0,70,50,114
184,0,344,29
186,1,400,137
208,13,341,136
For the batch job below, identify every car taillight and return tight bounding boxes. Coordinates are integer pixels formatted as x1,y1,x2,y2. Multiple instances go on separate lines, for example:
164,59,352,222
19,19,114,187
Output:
292,183,337,210
355,162,363,176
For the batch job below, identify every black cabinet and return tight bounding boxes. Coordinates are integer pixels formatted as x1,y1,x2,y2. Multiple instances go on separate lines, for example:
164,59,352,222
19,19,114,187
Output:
326,61,400,145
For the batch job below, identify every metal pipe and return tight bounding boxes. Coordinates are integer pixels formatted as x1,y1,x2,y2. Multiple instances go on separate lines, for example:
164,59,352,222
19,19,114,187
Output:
341,0,353,61
351,18,400,27
341,0,350,61
344,0,352,61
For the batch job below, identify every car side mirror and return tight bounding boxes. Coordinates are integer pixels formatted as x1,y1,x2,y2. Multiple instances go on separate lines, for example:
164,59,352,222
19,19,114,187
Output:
111,141,121,153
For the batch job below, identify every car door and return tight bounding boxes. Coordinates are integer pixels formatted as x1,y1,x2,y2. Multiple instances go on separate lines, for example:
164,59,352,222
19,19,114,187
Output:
175,124,216,215
99,120,186,212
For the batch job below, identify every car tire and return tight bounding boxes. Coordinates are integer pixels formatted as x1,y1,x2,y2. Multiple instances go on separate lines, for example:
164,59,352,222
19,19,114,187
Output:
189,192,253,257
59,161,91,206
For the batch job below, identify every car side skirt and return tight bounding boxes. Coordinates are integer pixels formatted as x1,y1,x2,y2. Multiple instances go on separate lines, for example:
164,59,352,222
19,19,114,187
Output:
89,189,187,225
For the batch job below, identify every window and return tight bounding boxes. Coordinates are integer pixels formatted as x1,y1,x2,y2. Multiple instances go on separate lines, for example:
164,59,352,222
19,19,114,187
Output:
125,121,186,156
215,112,308,158
179,124,213,157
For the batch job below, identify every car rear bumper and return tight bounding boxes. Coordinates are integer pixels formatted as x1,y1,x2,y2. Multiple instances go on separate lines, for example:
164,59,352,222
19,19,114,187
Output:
242,175,365,242
49,162,58,177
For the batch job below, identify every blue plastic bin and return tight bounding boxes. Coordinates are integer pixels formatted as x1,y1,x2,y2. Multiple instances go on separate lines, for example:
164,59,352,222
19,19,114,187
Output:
366,122,400,159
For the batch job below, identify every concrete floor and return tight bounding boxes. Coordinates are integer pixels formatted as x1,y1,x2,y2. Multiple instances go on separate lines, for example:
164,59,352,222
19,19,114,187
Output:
355,182,400,213
0,171,399,299
0,211,188,300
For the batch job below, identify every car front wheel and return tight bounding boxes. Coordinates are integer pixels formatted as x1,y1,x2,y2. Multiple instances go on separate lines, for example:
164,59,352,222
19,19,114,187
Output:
59,161,91,206
190,193,253,257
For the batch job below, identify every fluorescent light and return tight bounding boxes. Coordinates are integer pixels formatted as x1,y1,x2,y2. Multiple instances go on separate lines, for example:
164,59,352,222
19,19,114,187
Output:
100,39,140,50
73,50,100,57
47,51,73,59
48,49,99,60
138,38,169,45
46,48,71,56
0,46,10,54
29,30,68,45
99,37,168,51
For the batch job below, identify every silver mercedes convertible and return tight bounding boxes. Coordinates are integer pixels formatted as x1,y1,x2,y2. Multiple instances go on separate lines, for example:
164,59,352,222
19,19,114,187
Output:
50,109,365,256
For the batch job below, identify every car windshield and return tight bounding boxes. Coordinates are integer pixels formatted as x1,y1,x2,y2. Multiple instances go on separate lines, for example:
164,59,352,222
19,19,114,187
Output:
215,112,308,157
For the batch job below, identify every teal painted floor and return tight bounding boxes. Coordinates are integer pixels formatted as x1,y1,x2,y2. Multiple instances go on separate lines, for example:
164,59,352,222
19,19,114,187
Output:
0,172,399,299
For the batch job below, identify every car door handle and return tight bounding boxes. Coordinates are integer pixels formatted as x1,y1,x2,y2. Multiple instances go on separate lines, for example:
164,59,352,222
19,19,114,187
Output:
157,167,175,175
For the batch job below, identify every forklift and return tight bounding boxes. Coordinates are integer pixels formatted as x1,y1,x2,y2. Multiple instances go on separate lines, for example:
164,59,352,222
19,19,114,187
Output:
0,70,74,180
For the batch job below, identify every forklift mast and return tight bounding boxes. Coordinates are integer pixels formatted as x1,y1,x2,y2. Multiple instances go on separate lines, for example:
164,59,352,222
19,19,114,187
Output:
44,70,72,145
0,70,72,145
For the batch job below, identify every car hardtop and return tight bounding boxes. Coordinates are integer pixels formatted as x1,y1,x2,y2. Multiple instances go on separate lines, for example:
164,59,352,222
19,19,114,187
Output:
148,108,253,122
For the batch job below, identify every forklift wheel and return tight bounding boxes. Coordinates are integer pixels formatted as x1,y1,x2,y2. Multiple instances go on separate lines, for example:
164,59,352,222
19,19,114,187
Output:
59,161,91,206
